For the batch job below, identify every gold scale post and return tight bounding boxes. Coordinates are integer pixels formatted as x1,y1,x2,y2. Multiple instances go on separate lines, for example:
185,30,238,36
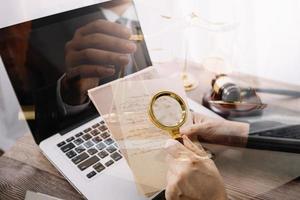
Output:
181,40,198,91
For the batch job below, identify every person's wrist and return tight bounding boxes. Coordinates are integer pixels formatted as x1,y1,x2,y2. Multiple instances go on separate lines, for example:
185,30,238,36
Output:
61,77,88,105
224,120,249,147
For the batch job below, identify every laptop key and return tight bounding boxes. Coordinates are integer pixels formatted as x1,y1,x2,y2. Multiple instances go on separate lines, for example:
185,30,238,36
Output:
75,145,85,154
98,150,108,158
99,125,108,132
96,142,106,150
91,129,100,136
92,136,102,144
66,150,77,158
98,150,109,158
105,160,114,167
72,152,89,164
93,162,105,173
87,148,98,155
78,156,100,171
100,120,105,124
106,145,117,153
111,152,122,161
61,143,75,153
57,141,66,147
92,123,100,129
82,134,92,141
104,138,114,145
84,140,94,148
75,132,83,137
100,132,110,139
86,171,97,179
66,136,75,142
74,138,84,145
83,127,92,133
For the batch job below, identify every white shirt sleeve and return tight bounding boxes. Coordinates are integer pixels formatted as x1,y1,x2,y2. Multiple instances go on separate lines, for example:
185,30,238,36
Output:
56,74,90,116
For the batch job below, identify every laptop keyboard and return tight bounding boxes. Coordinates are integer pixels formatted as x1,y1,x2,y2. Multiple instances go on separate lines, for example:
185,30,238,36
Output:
255,124,300,139
57,120,123,179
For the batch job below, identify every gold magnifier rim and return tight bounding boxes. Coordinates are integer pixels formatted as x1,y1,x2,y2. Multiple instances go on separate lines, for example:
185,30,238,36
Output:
148,91,187,131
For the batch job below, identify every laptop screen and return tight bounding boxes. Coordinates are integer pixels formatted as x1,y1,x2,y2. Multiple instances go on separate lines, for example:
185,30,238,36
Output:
0,0,152,144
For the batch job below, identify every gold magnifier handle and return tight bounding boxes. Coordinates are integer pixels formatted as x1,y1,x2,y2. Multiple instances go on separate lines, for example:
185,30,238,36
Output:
171,129,183,144
175,137,183,144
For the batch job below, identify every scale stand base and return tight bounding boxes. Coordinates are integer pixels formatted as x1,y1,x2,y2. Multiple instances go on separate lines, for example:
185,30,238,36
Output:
181,72,199,91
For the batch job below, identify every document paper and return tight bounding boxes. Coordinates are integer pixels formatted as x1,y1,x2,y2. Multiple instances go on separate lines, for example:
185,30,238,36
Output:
89,76,192,197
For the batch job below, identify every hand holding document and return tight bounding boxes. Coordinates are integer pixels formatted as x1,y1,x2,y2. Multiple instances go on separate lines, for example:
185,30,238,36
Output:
88,70,192,197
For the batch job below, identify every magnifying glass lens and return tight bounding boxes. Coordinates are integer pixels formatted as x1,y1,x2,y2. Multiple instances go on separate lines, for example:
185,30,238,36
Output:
152,96,184,127
149,91,214,158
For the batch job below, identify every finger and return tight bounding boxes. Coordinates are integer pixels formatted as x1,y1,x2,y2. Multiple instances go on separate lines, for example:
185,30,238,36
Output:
165,180,181,200
165,186,177,200
182,135,208,157
166,169,186,200
75,19,131,39
68,49,130,67
192,112,214,124
65,65,115,80
164,139,187,159
181,124,207,137
67,33,137,54
166,169,177,184
164,139,194,160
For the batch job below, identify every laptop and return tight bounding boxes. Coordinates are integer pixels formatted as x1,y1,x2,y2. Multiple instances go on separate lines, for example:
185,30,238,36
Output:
232,101,300,153
0,1,166,199
247,121,300,153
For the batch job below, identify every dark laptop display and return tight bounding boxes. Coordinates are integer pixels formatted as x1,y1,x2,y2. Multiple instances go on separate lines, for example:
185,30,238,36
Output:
0,1,152,144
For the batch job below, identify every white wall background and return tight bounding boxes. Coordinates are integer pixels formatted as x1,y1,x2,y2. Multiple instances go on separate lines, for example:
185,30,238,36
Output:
135,0,300,86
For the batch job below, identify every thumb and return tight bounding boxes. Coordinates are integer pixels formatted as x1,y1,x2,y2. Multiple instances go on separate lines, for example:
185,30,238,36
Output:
181,124,209,137
164,139,193,159
182,135,208,157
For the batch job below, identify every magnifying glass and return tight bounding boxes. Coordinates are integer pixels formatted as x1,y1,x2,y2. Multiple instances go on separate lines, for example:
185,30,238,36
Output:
148,91,187,143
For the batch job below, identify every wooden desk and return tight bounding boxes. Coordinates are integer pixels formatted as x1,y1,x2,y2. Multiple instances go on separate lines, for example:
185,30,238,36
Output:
1,62,300,200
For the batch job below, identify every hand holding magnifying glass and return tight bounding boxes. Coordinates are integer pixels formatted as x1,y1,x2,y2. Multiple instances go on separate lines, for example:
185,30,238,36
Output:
148,91,187,144
148,91,214,159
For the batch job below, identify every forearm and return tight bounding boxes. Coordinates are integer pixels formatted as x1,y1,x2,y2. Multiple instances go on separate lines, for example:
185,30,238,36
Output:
56,74,90,116
184,113,250,148
224,120,249,147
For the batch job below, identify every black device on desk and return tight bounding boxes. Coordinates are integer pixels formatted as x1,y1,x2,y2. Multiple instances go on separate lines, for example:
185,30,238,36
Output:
248,121,300,153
